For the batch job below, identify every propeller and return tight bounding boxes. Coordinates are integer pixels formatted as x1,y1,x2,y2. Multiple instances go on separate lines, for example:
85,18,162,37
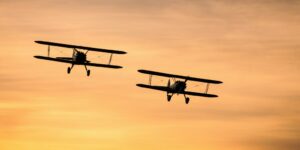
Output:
167,79,171,95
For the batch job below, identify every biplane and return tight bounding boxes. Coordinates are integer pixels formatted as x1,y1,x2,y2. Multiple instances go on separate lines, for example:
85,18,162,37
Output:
136,69,223,104
34,41,127,76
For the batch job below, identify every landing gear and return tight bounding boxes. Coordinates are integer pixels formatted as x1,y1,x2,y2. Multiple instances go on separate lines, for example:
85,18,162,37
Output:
66,64,91,76
87,69,90,76
167,95,172,102
185,97,190,104
184,94,190,104
67,67,71,74
84,65,90,77
67,64,74,74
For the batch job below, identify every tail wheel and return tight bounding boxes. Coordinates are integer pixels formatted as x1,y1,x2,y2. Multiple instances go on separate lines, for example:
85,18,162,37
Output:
87,70,91,76
185,97,190,104
67,67,71,74
167,95,172,102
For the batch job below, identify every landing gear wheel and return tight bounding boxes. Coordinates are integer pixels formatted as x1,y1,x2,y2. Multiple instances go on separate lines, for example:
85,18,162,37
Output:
185,97,190,104
87,70,90,76
67,67,71,74
167,95,172,102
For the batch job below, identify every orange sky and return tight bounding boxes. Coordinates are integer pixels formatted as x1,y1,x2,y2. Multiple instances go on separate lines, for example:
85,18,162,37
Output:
0,0,299,150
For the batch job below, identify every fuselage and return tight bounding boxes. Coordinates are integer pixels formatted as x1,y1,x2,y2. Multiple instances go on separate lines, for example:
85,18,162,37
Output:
169,81,186,93
73,51,87,64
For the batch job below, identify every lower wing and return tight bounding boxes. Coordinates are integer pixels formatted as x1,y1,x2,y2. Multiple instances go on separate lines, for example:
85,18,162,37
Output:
136,84,170,92
34,56,73,63
181,91,218,97
85,62,122,69
137,84,218,98
34,56,122,69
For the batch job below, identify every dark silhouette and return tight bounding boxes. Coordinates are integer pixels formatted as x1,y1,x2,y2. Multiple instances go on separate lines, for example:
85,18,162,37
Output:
136,69,223,104
34,41,127,76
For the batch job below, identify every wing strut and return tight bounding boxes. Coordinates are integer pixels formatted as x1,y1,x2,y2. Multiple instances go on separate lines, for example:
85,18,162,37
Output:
47,45,50,57
205,83,210,94
149,75,152,85
108,54,113,65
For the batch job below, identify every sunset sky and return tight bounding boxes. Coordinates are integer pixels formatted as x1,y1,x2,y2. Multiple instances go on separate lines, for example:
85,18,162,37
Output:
0,0,299,150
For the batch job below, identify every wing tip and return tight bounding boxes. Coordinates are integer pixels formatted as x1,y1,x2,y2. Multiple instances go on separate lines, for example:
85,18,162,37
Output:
35,40,47,44
138,69,151,73
136,83,144,86
119,51,127,54
33,55,45,59
203,94,218,98
105,65,123,69
115,66,123,69
136,83,148,88
215,81,223,84
211,95,219,98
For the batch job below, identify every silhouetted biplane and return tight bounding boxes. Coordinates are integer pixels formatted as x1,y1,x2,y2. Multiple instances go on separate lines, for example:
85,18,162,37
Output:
34,41,126,76
137,69,223,104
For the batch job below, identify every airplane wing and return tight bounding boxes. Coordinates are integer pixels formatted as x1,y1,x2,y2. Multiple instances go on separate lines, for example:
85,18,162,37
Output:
34,55,73,64
85,62,122,69
136,84,217,98
180,91,218,97
138,69,223,84
34,56,122,69
136,84,170,92
56,57,73,60
35,41,127,54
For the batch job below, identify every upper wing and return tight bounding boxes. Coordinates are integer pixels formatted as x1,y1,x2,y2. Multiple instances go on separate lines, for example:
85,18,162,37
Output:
136,84,170,92
35,41,127,54
138,69,223,84
34,56,122,69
